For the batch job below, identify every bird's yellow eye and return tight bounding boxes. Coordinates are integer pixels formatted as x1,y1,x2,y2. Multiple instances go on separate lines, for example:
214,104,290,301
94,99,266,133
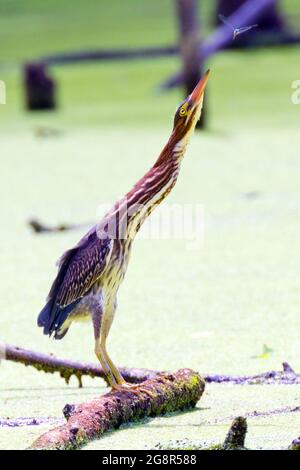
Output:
179,107,187,117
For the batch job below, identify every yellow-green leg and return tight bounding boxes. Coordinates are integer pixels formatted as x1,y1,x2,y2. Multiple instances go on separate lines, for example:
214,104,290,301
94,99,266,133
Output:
94,342,117,387
100,342,126,384
100,342,155,398
96,308,154,397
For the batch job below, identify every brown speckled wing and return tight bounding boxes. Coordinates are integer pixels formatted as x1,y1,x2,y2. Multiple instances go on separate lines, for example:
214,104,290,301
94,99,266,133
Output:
48,233,113,308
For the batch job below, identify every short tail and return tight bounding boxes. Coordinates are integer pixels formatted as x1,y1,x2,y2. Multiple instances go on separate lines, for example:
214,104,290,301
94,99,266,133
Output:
37,300,52,330
37,299,79,340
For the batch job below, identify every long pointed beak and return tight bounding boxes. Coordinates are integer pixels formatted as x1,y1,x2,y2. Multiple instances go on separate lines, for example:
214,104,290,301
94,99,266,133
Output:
189,69,211,107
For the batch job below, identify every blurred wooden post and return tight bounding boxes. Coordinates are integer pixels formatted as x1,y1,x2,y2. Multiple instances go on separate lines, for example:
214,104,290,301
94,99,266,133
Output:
175,0,206,129
24,63,56,111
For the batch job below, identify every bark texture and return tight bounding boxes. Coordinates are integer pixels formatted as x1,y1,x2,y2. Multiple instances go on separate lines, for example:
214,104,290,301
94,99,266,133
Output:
29,369,205,450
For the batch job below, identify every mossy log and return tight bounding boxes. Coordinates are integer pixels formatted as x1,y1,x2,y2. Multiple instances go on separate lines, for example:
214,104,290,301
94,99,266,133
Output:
29,369,205,450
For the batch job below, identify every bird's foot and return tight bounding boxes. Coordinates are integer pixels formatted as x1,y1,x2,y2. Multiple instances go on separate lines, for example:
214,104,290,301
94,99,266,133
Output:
111,382,155,399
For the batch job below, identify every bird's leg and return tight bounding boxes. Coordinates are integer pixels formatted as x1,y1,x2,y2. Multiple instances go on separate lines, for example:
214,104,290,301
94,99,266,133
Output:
95,337,147,395
93,302,128,388
97,338,126,385
97,307,154,398
94,342,117,387
104,344,154,398
93,301,118,387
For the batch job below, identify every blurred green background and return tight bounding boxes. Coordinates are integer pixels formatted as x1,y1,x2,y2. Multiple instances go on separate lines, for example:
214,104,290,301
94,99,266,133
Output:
1,0,300,450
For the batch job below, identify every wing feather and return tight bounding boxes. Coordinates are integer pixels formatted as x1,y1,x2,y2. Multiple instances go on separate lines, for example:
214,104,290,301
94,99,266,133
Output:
48,232,113,308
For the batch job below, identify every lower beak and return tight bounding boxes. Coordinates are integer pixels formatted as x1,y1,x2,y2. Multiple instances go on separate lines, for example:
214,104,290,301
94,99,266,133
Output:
189,69,211,107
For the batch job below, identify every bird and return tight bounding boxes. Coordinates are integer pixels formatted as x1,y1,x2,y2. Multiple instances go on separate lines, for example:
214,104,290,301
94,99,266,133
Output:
37,70,211,395
219,14,258,40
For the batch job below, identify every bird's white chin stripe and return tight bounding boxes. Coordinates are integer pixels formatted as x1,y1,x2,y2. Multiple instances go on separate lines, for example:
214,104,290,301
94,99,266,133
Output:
186,95,204,126
194,95,204,122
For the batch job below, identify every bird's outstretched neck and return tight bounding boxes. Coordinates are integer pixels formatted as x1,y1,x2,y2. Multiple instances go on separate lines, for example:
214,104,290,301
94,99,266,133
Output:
113,126,194,241
106,70,210,241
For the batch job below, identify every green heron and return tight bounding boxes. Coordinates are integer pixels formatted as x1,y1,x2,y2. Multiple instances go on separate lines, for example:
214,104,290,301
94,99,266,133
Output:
38,70,211,394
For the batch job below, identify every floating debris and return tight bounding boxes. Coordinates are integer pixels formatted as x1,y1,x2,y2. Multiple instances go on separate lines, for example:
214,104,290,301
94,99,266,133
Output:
0,417,64,428
153,417,248,450
205,362,300,385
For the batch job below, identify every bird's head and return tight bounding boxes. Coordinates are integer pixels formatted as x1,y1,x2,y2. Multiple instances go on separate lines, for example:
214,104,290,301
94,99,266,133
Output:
155,70,211,166
173,69,211,136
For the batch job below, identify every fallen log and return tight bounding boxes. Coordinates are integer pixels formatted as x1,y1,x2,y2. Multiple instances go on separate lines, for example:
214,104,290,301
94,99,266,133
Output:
29,368,205,450
2,343,158,387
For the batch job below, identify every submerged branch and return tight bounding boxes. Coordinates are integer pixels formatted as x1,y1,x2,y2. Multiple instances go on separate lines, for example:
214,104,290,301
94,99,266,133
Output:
3,343,158,387
154,416,248,450
3,343,300,387
205,362,300,385
223,416,247,450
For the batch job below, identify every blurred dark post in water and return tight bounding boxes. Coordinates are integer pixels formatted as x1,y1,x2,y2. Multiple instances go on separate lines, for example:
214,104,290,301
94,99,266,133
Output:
24,63,56,111
216,0,285,32
175,0,206,129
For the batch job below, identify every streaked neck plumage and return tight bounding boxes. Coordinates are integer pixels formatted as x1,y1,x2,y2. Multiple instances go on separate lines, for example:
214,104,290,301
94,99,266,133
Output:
105,94,203,241
115,127,194,240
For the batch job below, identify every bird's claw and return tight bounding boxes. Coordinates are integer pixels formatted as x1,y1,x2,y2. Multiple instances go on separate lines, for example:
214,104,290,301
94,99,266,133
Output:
111,382,155,398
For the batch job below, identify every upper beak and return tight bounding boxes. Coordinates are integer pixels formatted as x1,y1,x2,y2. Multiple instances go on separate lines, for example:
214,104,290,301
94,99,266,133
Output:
189,69,211,107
